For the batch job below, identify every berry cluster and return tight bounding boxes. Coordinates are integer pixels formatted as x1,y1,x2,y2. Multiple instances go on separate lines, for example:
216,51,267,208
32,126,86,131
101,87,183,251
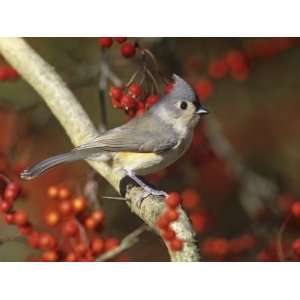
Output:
98,37,136,58
156,192,183,251
201,235,256,261
0,176,121,261
0,66,19,81
109,83,160,119
191,38,299,101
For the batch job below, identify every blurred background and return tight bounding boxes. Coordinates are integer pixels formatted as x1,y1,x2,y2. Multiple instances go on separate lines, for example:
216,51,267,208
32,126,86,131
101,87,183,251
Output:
0,37,300,261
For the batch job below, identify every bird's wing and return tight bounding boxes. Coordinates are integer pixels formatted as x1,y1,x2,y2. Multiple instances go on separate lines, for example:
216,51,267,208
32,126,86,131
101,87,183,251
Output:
73,115,178,153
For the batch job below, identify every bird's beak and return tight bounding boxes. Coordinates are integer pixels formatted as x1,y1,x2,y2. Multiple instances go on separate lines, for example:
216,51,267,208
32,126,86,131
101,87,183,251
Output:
196,106,209,115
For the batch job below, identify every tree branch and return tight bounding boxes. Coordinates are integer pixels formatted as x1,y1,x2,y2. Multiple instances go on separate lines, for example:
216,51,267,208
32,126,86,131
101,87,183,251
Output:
0,37,200,262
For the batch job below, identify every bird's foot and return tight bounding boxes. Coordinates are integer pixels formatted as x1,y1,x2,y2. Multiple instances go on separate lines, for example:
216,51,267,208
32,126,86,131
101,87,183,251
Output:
123,169,167,207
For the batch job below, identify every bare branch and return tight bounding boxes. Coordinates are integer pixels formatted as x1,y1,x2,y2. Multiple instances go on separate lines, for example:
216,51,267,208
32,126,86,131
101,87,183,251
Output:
96,224,149,261
0,38,200,262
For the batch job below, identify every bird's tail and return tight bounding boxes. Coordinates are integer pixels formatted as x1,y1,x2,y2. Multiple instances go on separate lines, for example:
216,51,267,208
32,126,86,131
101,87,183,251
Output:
20,151,84,180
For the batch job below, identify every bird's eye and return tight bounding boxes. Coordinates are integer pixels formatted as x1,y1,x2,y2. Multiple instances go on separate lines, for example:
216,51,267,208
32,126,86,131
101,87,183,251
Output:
180,101,188,110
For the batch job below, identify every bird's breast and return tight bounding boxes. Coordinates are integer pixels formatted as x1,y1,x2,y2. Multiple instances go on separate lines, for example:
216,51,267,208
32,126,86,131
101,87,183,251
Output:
112,134,193,175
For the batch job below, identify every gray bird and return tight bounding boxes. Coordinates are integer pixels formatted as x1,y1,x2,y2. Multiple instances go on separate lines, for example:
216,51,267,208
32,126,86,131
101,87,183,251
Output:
20,74,208,197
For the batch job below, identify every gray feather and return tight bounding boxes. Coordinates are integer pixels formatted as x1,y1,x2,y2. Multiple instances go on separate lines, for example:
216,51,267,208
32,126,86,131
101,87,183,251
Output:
74,111,178,153
20,151,88,180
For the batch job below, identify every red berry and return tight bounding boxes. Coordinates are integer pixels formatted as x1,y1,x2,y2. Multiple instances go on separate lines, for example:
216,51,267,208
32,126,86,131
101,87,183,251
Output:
292,239,300,256
128,84,142,97
156,215,170,230
181,189,201,210
166,192,181,209
28,231,40,248
120,95,136,110
109,86,123,101
61,220,78,237
225,50,245,70
292,202,300,218
0,200,11,213
3,213,14,224
74,242,88,257
91,209,105,224
165,209,179,222
164,83,174,94
112,97,122,109
0,68,8,80
6,68,18,80
189,212,206,233
162,228,176,241
170,238,183,251
18,224,33,236
84,217,97,230
4,182,21,202
145,95,160,109
14,211,28,226
104,237,119,251
99,37,113,48
39,233,57,250
114,37,127,44
121,42,136,58
90,237,105,255
59,199,73,215
208,58,228,79
194,79,213,101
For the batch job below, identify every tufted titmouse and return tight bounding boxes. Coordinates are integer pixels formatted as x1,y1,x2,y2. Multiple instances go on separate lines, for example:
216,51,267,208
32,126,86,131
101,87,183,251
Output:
20,75,208,197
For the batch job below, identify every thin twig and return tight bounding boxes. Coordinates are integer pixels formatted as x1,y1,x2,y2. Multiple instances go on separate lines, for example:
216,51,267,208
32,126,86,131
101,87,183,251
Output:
276,215,291,262
96,224,150,261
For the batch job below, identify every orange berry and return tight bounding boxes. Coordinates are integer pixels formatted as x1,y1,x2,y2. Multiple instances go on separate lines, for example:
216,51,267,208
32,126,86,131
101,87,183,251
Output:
47,185,58,198
164,209,179,222
165,192,181,209
58,187,71,200
90,237,105,255
59,199,73,215
72,196,87,213
91,209,105,224
181,189,201,210
45,210,60,227
170,238,183,251
84,217,97,230
42,250,58,262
